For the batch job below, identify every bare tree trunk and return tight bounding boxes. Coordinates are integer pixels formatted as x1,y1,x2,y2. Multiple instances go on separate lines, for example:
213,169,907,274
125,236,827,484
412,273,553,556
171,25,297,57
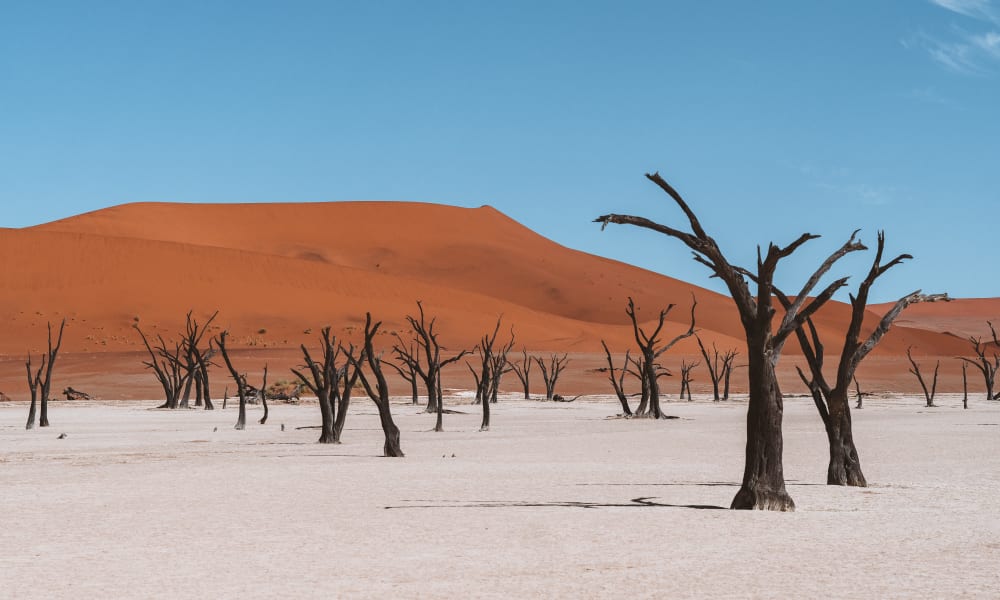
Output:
434,370,444,432
480,378,491,431
38,320,65,427
25,355,43,430
823,390,866,486
731,350,794,510
350,314,404,457
963,362,968,409
259,365,269,425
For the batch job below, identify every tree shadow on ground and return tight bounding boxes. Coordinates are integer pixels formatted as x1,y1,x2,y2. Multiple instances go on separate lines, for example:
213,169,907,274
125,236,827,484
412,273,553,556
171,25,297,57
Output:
384,496,725,510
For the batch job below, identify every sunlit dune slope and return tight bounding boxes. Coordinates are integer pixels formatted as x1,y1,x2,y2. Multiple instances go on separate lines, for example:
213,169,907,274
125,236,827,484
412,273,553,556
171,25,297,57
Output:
0,200,977,363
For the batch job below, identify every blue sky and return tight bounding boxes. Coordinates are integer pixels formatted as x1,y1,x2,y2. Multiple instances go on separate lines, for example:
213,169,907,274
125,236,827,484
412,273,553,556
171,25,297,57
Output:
1,1,998,302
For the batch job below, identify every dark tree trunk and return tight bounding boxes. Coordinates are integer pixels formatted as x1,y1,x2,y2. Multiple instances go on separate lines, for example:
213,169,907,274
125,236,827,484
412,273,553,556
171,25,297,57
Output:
731,351,794,511
963,363,968,409
259,366,269,425
180,375,193,409
318,390,335,443
194,371,203,407
480,379,491,431
434,374,444,432
410,376,419,405
823,390,866,486
235,390,247,430
26,396,37,430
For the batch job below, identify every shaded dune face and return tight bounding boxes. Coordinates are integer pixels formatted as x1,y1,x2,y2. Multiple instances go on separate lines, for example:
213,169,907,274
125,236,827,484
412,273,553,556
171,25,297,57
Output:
0,200,980,398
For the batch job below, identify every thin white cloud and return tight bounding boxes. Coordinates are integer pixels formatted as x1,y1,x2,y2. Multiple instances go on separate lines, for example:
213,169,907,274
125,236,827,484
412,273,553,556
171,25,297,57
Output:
972,30,1000,55
917,2,1000,73
930,0,1000,23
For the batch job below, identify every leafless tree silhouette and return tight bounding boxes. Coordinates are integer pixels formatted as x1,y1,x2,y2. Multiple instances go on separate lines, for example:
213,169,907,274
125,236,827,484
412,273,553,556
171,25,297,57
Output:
598,171,867,510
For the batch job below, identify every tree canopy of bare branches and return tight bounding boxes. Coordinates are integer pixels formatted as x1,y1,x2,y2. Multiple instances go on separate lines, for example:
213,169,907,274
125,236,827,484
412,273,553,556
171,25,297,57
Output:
471,318,515,431
291,327,361,443
623,296,697,418
781,231,946,486
534,354,569,402
907,347,939,408
393,301,469,431
695,336,737,402
958,322,1000,402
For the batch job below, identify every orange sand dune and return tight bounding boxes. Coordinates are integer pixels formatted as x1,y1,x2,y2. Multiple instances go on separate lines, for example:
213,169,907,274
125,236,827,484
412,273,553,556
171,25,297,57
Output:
0,201,988,398
871,298,1000,342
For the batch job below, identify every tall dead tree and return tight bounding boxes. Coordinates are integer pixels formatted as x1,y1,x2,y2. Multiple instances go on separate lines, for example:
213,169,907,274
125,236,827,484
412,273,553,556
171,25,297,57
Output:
600,340,633,415
33,320,66,427
216,331,249,430
509,348,533,400
598,172,867,510
349,313,404,457
782,231,945,486
180,311,217,410
962,362,968,409
24,354,45,430
134,324,185,409
625,296,697,419
534,353,569,402
393,301,469,429
472,319,502,431
679,358,698,401
695,336,738,402
958,323,1000,401
470,319,514,430
292,327,340,443
907,347,939,408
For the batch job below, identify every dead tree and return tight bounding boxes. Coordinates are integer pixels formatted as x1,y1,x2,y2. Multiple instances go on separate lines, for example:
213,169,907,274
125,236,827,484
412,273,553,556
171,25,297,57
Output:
488,331,515,406
31,320,66,427
907,347,939,407
534,353,570,402
192,344,215,410
679,358,698,401
386,342,420,405
509,348,533,400
782,232,945,486
958,323,1000,401
696,336,737,402
470,319,514,430
466,363,482,403
472,319,501,431
348,313,404,457
24,354,45,430
722,357,741,401
181,311,218,409
216,331,249,430
134,324,185,409
962,362,968,409
259,365,269,425
600,340,633,415
853,376,870,410
598,172,867,510
393,301,469,429
625,296,697,418
292,327,341,443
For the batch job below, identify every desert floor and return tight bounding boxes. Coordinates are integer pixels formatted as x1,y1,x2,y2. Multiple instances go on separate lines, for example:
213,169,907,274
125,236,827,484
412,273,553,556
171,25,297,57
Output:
2,394,998,599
